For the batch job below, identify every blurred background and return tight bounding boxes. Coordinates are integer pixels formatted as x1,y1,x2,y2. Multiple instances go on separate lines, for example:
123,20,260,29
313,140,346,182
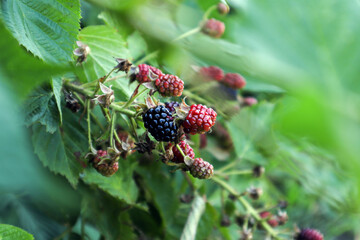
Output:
1,0,360,239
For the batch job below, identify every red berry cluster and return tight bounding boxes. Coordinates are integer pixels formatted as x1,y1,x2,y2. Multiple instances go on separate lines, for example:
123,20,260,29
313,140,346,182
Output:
295,228,324,240
202,18,225,38
136,64,163,83
199,66,224,81
182,104,217,135
199,66,247,90
155,74,184,97
134,64,184,97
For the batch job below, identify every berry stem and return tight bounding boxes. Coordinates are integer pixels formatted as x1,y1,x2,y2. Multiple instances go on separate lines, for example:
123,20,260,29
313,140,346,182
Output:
104,73,126,83
212,176,282,239
72,91,105,132
176,144,186,157
92,67,117,96
122,87,148,109
86,100,95,152
110,111,117,149
160,142,166,153
203,5,217,21
172,27,201,42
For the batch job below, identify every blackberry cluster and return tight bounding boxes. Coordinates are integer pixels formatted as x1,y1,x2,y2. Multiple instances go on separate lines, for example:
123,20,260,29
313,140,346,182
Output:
165,101,180,113
143,105,178,142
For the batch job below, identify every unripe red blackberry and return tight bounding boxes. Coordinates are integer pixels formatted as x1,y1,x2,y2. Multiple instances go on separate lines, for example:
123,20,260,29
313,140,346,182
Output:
182,104,217,135
171,141,195,163
222,73,246,89
143,105,178,142
199,66,224,81
189,158,214,179
165,101,180,114
92,150,119,177
295,229,323,240
136,64,162,83
217,3,230,15
155,74,184,97
201,18,225,38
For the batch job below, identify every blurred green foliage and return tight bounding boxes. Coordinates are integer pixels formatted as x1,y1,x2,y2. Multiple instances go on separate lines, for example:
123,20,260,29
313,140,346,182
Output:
0,0,359,239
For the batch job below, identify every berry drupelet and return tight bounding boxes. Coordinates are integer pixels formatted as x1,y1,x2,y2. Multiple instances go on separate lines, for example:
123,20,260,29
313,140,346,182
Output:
136,64,162,83
143,105,178,142
182,104,217,135
155,74,184,97
295,229,323,240
171,140,195,163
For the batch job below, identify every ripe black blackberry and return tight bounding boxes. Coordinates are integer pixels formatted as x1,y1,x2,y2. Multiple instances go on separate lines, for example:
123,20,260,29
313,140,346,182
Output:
143,105,178,142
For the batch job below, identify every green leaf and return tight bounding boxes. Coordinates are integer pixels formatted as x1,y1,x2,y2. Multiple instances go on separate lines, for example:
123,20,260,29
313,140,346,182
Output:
82,159,138,204
2,0,81,63
0,224,34,240
51,77,63,124
24,87,59,134
76,25,132,97
86,0,143,11
31,110,87,187
0,20,66,98
77,25,131,81
180,195,206,240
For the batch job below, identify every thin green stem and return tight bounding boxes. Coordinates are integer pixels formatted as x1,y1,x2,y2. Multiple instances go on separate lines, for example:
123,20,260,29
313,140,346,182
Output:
203,5,217,21
110,111,116,149
93,67,117,96
172,27,201,42
86,100,94,152
212,176,281,239
160,142,166,153
73,92,105,132
104,73,126,83
122,87,148,109
176,144,186,157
